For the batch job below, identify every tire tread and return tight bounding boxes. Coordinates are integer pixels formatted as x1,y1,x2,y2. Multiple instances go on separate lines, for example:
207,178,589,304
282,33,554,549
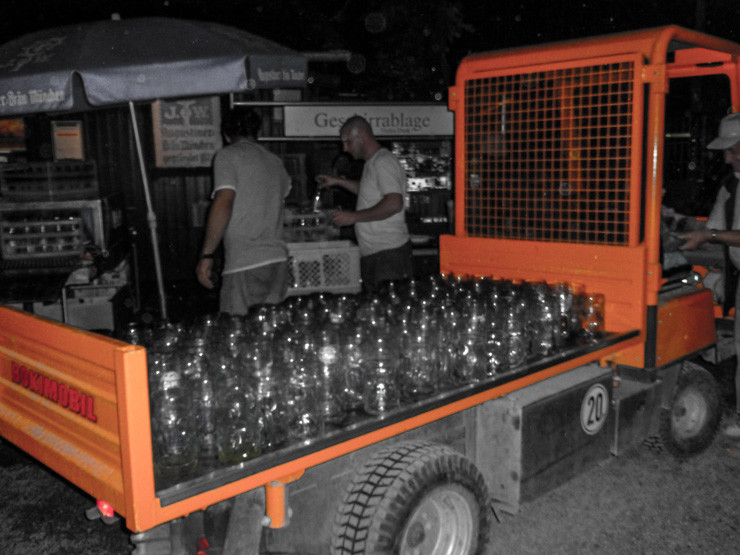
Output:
330,441,490,554
658,361,721,459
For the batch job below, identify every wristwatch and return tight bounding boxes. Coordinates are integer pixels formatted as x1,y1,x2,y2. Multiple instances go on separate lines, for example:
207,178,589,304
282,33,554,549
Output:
200,252,215,259
710,230,719,243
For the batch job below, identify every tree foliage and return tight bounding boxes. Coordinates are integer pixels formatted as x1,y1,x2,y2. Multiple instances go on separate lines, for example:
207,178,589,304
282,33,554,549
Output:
329,0,473,100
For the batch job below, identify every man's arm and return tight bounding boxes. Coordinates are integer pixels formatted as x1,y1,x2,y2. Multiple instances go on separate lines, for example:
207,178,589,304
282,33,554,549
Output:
677,185,735,250
196,188,235,289
678,228,740,250
330,192,403,227
316,174,360,196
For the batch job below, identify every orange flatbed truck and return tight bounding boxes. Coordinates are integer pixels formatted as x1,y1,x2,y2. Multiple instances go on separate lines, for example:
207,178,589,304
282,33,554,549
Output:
0,25,737,554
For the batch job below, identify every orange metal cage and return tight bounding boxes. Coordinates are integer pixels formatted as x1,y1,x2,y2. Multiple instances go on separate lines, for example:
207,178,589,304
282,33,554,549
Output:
444,26,740,334
462,58,638,247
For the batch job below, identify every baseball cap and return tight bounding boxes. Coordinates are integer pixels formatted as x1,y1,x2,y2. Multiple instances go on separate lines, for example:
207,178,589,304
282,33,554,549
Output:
707,112,740,150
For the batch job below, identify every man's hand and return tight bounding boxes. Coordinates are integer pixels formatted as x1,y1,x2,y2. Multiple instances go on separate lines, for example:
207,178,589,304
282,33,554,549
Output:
676,229,712,251
316,174,359,195
330,210,358,227
196,188,233,289
316,174,337,189
196,258,215,289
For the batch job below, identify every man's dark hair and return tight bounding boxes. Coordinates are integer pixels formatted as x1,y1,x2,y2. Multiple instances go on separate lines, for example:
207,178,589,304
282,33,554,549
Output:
222,109,262,140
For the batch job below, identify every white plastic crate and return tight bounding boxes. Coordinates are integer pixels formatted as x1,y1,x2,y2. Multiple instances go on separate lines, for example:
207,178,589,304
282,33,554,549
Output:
287,241,361,296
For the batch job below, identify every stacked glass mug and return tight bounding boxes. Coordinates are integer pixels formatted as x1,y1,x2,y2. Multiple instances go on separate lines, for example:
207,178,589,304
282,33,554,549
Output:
121,275,604,479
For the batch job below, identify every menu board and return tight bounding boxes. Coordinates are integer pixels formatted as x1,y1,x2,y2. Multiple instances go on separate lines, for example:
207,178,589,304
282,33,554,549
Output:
153,97,222,168
52,120,84,160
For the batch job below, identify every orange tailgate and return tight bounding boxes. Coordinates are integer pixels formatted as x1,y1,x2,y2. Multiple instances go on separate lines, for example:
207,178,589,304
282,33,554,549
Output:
0,306,153,530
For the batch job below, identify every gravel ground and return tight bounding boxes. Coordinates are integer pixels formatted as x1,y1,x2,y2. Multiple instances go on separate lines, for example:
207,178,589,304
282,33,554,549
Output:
1,428,738,554
0,441,131,554
486,428,740,554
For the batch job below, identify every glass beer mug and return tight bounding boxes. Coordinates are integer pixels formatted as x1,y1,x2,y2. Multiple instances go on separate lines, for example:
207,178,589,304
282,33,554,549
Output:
150,352,199,479
580,292,605,341
316,327,346,427
215,372,261,464
363,329,400,415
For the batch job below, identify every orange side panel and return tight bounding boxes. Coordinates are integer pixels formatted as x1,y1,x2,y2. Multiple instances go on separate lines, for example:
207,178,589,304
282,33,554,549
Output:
0,306,149,521
0,306,157,532
439,235,648,334
608,289,717,369
671,47,733,66
115,334,157,532
655,289,716,366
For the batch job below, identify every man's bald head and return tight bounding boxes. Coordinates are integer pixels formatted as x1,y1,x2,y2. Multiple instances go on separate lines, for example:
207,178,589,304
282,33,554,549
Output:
340,116,380,161
341,115,374,138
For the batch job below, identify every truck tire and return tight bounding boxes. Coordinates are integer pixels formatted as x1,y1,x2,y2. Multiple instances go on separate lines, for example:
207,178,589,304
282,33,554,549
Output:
330,441,491,555
658,361,721,459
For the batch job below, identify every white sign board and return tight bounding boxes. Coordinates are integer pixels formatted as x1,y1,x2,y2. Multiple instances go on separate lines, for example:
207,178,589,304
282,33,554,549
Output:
52,121,84,161
153,97,222,168
284,105,453,138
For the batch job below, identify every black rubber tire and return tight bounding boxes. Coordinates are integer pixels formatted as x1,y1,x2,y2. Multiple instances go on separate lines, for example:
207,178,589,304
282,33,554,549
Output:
658,361,721,459
330,441,491,555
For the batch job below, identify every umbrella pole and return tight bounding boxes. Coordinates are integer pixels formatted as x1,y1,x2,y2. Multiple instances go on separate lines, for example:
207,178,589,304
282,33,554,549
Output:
128,101,169,322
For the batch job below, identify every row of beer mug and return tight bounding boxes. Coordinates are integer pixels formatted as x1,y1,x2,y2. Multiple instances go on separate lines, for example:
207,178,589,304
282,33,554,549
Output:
127,275,605,479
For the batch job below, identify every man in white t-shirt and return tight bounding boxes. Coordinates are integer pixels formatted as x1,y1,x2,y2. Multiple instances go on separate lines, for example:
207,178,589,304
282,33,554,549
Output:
679,112,740,437
196,109,292,314
317,116,412,292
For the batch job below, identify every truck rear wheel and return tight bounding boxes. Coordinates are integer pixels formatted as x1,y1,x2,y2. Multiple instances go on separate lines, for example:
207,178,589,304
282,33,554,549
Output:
659,362,721,458
331,441,491,554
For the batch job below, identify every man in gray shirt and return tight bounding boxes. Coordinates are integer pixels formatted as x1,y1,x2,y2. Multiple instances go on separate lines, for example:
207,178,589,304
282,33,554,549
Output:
196,109,292,315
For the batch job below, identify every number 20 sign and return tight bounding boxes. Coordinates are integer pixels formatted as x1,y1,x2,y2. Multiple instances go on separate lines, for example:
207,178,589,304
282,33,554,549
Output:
581,383,609,435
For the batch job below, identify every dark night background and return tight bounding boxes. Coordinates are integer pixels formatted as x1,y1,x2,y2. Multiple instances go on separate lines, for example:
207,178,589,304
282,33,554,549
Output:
2,0,740,101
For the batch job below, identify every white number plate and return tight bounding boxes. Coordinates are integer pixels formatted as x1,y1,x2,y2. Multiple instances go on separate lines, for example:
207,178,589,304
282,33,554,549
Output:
581,383,609,435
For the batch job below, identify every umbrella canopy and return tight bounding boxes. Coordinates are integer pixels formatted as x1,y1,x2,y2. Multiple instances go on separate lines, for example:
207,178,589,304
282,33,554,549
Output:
0,17,308,321
0,16,307,114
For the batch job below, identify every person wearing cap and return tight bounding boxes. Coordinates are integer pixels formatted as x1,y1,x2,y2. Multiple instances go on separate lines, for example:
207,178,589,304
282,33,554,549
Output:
678,111,740,438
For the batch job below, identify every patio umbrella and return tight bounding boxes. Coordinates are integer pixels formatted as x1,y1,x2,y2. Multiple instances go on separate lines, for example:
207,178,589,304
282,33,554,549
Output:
0,16,308,320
